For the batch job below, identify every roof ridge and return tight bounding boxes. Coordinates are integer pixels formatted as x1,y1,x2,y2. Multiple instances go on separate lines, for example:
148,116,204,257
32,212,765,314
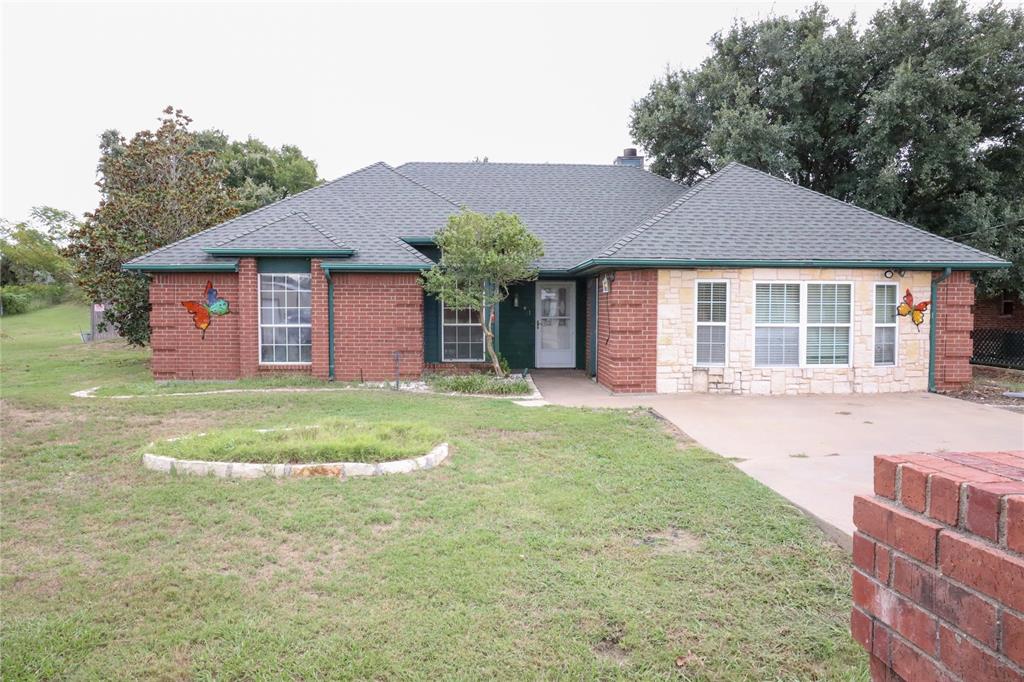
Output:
124,160,391,266
212,210,343,249
596,163,738,260
729,162,1004,261
384,163,463,208
392,236,434,265
294,212,346,248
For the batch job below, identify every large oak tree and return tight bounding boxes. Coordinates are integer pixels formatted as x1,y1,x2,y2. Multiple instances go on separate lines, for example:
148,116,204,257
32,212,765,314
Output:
630,0,1024,297
66,107,238,345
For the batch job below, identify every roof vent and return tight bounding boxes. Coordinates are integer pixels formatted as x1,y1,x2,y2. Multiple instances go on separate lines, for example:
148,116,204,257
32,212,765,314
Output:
613,147,644,168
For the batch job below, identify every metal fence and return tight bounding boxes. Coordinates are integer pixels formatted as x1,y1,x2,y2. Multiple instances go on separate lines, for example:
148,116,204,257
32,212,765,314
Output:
972,328,1024,370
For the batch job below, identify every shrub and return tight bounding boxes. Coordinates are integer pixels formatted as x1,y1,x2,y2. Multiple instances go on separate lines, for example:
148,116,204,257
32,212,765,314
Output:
426,373,531,395
1,289,32,315
0,283,81,315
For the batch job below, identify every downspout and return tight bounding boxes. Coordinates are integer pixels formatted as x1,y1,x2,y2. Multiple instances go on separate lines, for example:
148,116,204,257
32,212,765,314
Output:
927,267,952,393
325,270,335,381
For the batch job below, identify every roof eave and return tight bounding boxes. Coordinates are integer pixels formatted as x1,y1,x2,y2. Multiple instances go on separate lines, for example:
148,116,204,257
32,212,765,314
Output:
121,261,240,273
320,263,428,273
568,258,1012,276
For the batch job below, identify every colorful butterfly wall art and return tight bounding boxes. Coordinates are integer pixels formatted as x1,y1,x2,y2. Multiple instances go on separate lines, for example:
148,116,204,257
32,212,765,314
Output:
181,281,230,338
896,289,930,330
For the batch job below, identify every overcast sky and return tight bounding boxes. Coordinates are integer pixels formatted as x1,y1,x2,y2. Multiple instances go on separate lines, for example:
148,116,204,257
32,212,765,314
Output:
2,0,1017,222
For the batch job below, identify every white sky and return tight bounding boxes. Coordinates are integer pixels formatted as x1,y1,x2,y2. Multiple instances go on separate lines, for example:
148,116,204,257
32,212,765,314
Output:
2,0,1018,222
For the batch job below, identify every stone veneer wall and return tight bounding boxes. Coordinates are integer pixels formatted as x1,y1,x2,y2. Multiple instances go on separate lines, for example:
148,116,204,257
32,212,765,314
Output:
656,268,933,395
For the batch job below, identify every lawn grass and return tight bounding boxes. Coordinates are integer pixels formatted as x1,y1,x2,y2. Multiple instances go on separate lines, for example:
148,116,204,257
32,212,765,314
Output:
425,372,532,395
148,419,444,464
1,304,866,679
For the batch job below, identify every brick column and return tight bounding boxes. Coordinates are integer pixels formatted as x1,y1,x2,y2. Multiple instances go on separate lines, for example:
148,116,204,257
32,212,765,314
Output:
933,271,975,392
310,259,330,379
852,451,1024,681
595,269,657,393
237,257,259,377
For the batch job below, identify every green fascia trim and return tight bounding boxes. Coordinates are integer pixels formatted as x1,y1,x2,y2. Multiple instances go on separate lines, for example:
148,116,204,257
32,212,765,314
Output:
320,263,428,272
400,237,436,245
204,248,355,257
122,262,239,272
567,258,1010,275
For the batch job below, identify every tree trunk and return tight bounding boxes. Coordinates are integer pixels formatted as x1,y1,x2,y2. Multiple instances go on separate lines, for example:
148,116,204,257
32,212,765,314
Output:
483,304,504,377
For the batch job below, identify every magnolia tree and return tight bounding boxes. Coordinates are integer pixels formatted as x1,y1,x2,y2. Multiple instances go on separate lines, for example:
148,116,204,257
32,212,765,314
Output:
422,210,543,377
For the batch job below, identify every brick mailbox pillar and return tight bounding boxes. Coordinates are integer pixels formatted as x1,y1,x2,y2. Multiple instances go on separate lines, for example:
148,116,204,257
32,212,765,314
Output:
851,451,1024,681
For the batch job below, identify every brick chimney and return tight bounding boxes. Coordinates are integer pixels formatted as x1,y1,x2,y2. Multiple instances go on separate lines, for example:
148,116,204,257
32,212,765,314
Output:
613,147,644,168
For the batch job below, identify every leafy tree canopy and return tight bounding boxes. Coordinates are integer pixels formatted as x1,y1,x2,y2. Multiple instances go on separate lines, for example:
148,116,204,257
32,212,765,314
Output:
1,207,79,285
194,130,321,213
422,210,544,377
630,0,1024,298
65,107,239,345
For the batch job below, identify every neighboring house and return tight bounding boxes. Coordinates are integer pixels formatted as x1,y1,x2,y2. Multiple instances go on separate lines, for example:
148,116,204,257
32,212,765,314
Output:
124,153,1009,394
972,293,1024,370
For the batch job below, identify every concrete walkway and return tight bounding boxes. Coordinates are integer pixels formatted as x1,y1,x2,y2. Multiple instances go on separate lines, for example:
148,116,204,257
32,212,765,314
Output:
531,370,1024,544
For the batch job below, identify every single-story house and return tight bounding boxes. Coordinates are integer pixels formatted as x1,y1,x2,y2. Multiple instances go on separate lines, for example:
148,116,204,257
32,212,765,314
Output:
124,152,1009,394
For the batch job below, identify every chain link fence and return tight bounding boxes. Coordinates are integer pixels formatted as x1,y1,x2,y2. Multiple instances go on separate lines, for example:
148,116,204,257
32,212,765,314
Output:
971,328,1024,370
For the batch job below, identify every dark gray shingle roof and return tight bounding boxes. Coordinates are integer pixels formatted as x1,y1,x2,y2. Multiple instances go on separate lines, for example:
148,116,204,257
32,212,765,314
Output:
595,163,1006,267
209,211,349,254
124,162,456,269
125,160,1007,272
395,162,685,270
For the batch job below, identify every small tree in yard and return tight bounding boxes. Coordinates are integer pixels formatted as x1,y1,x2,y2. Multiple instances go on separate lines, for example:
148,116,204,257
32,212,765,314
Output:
422,210,543,377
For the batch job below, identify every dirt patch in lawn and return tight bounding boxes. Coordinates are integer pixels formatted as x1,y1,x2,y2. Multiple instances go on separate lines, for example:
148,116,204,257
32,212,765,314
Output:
636,527,701,554
593,630,629,666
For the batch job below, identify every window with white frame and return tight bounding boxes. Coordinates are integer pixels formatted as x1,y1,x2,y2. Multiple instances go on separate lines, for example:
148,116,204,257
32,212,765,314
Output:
754,283,801,366
874,284,898,366
259,273,312,363
806,283,852,365
441,304,484,361
695,281,727,365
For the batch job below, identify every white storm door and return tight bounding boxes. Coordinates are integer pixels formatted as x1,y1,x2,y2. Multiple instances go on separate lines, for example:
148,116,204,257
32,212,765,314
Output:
535,281,575,368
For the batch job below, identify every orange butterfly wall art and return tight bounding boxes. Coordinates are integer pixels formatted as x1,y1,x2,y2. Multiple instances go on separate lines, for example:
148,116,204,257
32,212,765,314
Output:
896,289,930,329
181,281,230,338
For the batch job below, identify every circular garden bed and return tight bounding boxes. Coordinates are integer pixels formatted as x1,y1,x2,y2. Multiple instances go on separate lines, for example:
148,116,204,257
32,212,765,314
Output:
142,419,448,479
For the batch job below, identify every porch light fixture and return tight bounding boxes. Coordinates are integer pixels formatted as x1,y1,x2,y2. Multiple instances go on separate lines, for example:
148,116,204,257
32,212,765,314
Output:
601,273,615,293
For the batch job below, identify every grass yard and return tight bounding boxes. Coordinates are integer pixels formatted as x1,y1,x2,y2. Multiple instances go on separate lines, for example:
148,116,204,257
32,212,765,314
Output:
1,305,865,680
148,419,444,464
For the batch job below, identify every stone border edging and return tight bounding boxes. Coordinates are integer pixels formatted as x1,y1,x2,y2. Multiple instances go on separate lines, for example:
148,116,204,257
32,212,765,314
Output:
142,442,449,479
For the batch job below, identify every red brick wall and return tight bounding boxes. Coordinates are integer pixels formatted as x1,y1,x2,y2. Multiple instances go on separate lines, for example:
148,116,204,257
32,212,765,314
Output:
852,451,1024,681
933,271,975,392
331,272,424,381
237,258,259,377
149,259,324,380
595,270,656,393
310,260,330,379
147,265,428,382
149,271,242,380
975,294,1024,332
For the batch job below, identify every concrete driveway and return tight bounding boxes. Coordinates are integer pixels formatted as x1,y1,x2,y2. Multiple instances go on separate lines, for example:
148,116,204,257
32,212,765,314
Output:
531,370,1024,544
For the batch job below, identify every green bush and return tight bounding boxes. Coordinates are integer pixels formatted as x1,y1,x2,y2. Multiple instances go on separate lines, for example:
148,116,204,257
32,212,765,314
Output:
0,283,78,315
426,372,531,395
1,290,32,315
